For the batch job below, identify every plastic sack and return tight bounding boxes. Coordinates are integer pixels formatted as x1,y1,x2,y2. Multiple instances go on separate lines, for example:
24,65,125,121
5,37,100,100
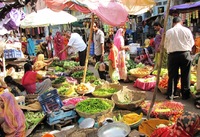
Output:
112,69,120,81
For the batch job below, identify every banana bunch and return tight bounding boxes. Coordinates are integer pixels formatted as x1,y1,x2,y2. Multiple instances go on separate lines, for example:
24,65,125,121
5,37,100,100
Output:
65,85,78,97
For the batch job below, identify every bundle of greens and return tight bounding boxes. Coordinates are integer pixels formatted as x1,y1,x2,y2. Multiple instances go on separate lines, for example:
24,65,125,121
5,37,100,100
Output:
76,98,112,114
25,112,45,130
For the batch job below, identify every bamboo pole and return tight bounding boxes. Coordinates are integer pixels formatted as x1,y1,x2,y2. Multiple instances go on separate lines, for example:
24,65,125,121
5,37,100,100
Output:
82,14,94,83
147,0,172,119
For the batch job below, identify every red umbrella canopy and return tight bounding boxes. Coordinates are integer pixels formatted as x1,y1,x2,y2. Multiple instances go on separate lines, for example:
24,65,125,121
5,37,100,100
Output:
44,0,128,26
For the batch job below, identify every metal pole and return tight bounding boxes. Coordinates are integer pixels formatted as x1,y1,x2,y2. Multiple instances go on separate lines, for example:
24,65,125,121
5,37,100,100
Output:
147,0,172,119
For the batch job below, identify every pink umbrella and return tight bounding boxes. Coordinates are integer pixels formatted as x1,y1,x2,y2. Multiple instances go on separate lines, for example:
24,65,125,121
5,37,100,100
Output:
44,0,128,26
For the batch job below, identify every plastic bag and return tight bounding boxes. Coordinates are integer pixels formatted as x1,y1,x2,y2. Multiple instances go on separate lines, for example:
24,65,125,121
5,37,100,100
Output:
111,69,120,81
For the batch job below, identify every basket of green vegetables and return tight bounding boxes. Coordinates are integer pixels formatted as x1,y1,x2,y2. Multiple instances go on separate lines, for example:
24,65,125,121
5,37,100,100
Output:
75,98,115,118
92,83,123,98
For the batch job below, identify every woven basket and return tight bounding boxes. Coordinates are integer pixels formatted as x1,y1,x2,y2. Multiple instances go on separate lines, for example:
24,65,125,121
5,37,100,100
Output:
111,90,146,110
129,68,150,78
75,98,115,118
97,110,131,126
128,75,137,81
25,94,39,105
92,83,123,98
158,86,167,94
52,83,63,88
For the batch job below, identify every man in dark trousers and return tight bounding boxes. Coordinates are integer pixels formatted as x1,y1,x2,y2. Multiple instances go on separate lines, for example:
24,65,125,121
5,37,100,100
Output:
164,17,194,100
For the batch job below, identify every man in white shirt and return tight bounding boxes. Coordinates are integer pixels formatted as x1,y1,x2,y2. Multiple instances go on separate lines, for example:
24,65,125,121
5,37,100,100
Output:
164,17,194,100
59,31,87,66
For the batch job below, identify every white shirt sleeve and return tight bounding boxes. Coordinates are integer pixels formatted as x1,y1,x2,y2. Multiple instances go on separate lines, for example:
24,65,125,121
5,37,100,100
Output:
68,36,75,47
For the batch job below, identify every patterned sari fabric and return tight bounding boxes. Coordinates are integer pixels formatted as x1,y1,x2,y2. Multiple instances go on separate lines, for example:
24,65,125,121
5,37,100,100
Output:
114,28,127,80
54,32,66,60
151,111,200,137
0,92,25,137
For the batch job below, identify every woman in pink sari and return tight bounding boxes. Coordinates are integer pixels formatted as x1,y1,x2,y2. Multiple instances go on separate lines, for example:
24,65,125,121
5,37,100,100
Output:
114,28,129,82
54,31,67,60
0,92,25,137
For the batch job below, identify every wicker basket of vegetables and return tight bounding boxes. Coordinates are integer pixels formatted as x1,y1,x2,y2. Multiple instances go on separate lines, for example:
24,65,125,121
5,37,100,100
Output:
92,83,123,98
75,98,115,118
129,68,150,78
52,76,66,88
111,90,146,110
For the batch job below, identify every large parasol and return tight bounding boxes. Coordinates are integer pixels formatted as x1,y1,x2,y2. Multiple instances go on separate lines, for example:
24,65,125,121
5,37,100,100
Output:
20,8,77,28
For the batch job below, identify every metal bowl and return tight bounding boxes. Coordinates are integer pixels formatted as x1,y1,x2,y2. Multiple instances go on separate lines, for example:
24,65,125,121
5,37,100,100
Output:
98,122,131,137
79,118,95,129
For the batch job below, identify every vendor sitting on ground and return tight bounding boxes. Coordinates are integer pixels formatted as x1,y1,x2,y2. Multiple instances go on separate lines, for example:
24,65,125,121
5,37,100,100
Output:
134,48,154,66
0,92,26,137
33,52,53,71
4,76,26,96
21,63,52,94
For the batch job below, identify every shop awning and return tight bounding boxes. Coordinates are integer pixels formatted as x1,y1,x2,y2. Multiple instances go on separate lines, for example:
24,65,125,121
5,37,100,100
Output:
170,1,200,14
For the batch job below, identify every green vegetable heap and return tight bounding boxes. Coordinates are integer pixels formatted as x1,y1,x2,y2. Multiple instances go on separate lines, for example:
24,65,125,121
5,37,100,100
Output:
93,88,118,96
71,70,93,78
126,59,136,71
76,98,112,114
63,61,79,68
25,112,45,130
52,76,66,84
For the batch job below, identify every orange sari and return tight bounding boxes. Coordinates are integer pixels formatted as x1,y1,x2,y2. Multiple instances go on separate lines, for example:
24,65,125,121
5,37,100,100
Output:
0,92,25,137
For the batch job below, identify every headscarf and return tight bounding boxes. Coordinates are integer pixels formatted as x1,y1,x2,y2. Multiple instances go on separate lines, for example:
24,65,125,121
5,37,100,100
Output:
33,54,47,71
37,54,45,62
151,111,200,137
54,32,63,47
114,28,124,51
0,92,25,137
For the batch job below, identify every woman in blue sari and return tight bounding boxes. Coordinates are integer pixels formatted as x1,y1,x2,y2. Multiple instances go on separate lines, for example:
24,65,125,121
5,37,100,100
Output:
27,35,36,56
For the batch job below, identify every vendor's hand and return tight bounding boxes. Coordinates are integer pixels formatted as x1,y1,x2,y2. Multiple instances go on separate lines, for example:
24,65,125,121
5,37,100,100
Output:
126,46,130,51
58,50,63,55
100,55,104,62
